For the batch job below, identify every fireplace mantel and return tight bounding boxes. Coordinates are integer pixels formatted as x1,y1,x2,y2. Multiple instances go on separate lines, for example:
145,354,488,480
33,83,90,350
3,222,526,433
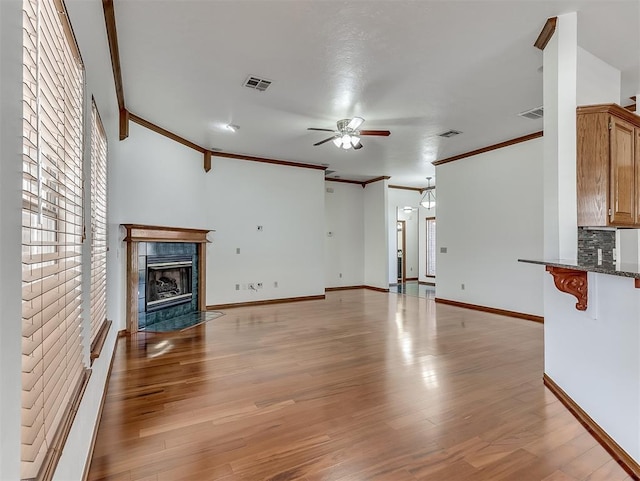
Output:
123,224,211,244
122,224,212,333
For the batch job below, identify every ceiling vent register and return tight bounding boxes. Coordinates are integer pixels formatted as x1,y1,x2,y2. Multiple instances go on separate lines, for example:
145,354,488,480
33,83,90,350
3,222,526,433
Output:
243,75,272,92
438,129,462,138
518,106,544,120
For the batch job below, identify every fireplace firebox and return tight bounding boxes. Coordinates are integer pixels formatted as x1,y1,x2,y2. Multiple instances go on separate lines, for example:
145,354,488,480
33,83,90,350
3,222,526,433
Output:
146,255,194,312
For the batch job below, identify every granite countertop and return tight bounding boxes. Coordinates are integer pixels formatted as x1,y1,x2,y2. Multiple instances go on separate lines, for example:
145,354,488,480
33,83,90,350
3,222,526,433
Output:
518,258,640,279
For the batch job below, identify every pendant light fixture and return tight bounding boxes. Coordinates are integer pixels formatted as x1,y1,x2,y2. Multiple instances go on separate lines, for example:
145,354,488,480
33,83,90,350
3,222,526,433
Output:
421,177,436,209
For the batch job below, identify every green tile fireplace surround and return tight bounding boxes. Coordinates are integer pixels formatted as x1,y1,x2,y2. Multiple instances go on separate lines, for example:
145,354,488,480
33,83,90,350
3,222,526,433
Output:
122,224,211,333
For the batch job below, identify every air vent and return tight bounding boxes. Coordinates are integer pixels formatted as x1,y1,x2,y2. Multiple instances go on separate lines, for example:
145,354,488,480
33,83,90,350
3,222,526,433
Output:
243,75,272,92
519,106,544,120
438,129,462,138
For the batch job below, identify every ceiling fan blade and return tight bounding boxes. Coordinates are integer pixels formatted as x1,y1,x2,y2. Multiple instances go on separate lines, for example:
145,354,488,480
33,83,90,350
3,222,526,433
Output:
308,128,336,132
359,130,391,136
347,116,365,130
313,136,337,146
353,142,363,150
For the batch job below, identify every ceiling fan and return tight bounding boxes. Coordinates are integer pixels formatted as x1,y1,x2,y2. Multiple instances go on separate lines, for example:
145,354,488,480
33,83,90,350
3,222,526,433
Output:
308,117,391,150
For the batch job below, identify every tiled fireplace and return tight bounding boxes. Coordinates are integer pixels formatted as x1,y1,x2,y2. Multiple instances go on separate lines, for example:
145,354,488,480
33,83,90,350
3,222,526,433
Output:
123,224,211,332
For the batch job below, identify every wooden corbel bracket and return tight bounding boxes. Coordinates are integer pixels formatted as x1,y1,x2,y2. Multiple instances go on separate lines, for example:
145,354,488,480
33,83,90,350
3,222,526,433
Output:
546,266,588,311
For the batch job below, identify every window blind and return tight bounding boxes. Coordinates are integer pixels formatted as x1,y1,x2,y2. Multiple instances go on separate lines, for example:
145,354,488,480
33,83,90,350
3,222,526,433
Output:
21,0,88,479
89,99,108,347
426,218,436,277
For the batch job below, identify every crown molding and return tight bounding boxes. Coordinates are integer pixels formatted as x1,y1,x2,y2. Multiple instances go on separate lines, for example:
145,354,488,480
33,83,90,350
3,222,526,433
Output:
102,1,125,114
388,185,423,192
211,151,326,171
129,112,206,153
433,131,543,166
534,17,557,50
325,178,364,186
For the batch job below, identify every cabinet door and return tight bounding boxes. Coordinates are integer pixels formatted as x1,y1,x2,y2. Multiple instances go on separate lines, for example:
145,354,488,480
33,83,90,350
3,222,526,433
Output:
609,116,635,225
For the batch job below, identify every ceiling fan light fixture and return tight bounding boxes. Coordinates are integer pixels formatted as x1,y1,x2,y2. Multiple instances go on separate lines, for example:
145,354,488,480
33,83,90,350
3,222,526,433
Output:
309,116,389,150
347,116,365,130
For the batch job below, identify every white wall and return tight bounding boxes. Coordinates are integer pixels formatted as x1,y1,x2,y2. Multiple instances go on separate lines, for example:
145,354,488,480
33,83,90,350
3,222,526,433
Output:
577,47,621,106
205,157,325,304
436,138,543,316
324,182,365,288
544,273,640,460
0,1,25,478
364,180,390,289
418,204,437,283
388,189,421,284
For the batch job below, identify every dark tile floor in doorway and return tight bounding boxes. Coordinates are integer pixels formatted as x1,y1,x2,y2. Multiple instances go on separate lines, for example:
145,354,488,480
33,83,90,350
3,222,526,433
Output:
389,281,435,299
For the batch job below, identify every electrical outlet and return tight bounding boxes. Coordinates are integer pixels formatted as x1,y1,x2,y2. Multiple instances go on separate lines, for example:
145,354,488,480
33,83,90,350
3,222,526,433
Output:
339,273,342,278
461,283,465,290
235,284,240,291
236,247,240,254
274,281,278,288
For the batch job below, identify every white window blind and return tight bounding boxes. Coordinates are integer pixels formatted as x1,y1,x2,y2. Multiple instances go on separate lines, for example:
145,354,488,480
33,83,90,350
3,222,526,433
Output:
21,0,89,479
426,218,436,277
89,99,108,347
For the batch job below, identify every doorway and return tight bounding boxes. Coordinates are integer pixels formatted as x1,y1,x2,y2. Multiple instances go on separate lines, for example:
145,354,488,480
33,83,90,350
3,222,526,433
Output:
396,220,406,283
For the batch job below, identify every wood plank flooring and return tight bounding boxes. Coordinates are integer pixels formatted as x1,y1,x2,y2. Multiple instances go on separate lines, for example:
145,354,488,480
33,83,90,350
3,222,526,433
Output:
88,290,633,481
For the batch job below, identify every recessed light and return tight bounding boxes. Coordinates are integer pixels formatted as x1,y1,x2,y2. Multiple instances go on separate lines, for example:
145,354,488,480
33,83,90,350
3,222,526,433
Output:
226,124,240,132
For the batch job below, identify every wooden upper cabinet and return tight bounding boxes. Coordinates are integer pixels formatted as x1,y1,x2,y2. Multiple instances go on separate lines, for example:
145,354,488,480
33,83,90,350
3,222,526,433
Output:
577,104,640,227
609,116,635,224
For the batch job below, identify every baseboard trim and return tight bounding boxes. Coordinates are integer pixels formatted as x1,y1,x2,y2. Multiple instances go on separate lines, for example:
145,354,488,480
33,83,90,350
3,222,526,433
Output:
543,374,640,480
325,285,390,293
406,277,418,281
326,286,366,292
364,285,390,293
82,335,118,481
419,281,435,286
207,295,325,310
434,297,543,323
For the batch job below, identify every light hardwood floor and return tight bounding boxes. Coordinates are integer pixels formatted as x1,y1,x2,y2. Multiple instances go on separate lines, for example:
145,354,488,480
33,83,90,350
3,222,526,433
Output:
88,290,633,481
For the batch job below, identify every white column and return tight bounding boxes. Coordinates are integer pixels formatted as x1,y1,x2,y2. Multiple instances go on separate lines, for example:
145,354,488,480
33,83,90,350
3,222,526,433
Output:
364,179,390,289
543,12,578,260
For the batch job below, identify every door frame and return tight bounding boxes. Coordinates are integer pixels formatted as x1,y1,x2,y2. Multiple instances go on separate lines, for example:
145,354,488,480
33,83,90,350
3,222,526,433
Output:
397,220,406,283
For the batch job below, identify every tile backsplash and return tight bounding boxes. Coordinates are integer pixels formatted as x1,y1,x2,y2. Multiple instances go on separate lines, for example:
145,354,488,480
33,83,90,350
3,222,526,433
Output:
577,228,616,263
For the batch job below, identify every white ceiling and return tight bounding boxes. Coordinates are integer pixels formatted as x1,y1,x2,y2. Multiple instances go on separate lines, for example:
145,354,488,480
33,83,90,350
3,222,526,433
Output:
106,1,638,187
